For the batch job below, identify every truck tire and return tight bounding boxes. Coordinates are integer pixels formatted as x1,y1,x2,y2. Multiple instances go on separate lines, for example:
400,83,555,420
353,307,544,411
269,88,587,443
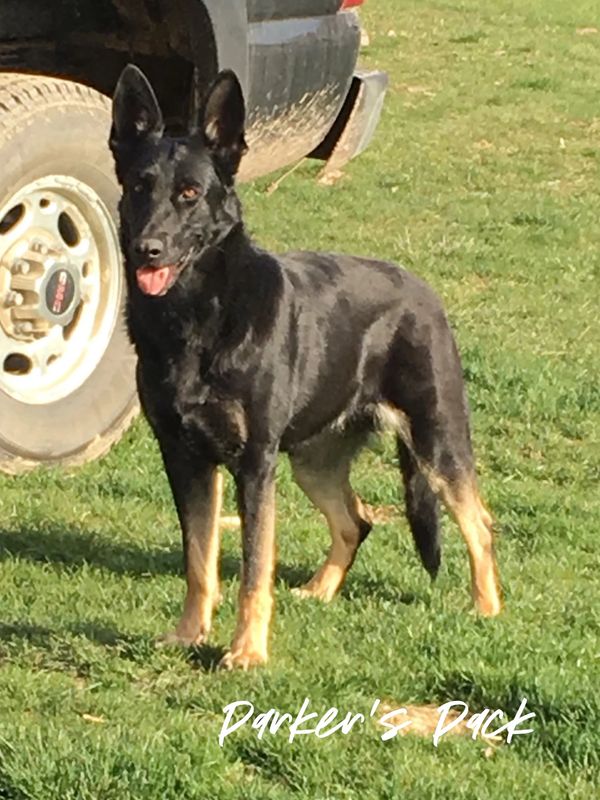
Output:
0,73,138,474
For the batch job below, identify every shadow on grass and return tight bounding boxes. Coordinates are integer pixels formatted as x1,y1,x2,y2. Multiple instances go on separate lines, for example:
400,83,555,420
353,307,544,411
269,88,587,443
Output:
342,575,426,606
0,524,419,607
0,767,29,800
0,620,141,652
187,643,227,672
0,622,57,648
0,524,181,576
0,620,231,675
0,523,316,588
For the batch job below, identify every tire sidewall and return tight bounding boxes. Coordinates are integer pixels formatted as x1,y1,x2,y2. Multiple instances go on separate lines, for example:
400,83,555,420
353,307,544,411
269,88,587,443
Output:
0,93,137,463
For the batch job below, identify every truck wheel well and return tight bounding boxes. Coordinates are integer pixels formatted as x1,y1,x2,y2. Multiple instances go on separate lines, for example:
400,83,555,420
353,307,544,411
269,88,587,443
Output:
0,0,218,131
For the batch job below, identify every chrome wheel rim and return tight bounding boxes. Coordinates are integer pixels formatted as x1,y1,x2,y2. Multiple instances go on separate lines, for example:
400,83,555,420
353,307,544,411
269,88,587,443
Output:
0,175,121,405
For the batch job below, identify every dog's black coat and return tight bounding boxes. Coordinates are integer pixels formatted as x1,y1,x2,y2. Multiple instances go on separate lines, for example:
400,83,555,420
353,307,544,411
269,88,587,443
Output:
110,66,500,667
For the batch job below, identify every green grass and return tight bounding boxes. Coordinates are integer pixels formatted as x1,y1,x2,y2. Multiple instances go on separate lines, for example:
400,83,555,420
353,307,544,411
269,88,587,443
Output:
1,1,599,797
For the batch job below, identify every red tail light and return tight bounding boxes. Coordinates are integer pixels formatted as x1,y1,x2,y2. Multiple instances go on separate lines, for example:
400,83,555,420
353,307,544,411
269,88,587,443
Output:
341,0,365,8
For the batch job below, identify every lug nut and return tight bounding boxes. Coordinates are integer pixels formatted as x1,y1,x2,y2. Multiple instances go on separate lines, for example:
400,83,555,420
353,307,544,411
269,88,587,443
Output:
4,291,23,307
17,321,33,335
32,240,49,256
12,259,30,275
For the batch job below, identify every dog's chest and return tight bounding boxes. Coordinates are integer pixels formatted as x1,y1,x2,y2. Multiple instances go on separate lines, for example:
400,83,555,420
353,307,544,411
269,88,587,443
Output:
167,350,248,464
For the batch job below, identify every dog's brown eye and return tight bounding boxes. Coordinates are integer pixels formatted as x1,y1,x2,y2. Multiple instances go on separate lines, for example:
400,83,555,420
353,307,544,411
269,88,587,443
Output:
180,187,200,201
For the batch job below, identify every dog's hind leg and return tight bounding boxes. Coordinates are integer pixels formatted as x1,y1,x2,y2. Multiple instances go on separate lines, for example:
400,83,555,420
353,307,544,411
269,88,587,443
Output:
381,312,501,615
440,476,500,616
290,433,372,602
383,400,501,616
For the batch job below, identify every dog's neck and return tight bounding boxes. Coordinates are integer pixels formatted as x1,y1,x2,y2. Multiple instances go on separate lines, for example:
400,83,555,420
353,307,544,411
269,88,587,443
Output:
183,220,252,295
128,220,282,361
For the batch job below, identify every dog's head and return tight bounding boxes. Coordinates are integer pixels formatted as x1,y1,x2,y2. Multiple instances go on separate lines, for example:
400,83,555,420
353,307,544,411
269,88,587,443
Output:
110,65,247,297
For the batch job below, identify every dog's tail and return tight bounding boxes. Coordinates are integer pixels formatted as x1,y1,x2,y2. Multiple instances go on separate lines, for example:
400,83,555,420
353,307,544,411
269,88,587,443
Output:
397,438,441,579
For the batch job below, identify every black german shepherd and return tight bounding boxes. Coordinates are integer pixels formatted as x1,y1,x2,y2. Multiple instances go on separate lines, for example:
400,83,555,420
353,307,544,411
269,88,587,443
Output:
110,65,502,669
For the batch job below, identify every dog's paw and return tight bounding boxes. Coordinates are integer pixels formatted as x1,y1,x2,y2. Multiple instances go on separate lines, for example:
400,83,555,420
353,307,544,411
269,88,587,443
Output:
291,584,334,603
475,596,503,618
154,629,206,649
218,648,267,671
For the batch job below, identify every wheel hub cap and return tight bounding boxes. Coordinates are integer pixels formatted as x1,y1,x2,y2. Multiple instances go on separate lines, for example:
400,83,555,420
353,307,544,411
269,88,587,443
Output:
0,176,121,404
3,244,82,340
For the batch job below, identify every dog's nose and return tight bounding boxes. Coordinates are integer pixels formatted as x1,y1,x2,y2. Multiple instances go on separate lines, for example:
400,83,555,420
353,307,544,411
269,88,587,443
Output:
135,238,164,261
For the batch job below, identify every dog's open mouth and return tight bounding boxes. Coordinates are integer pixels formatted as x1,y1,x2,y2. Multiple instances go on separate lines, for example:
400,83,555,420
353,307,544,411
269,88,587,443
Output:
136,265,179,296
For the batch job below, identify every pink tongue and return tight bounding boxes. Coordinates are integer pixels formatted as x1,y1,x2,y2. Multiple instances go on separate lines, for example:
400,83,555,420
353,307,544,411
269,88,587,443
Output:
136,266,172,296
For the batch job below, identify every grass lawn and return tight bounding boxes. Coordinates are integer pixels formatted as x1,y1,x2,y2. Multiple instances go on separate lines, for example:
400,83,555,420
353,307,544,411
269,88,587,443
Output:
1,1,599,797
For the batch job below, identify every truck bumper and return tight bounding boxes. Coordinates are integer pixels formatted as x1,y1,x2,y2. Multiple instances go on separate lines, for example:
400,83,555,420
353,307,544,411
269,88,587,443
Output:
311,69,389,174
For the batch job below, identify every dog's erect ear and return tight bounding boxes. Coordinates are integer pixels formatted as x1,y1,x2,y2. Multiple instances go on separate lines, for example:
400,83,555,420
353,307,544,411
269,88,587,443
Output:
110,65,163,177
202,70,247,179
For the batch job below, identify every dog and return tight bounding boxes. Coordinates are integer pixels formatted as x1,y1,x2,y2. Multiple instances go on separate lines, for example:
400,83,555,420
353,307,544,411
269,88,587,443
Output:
109,65,502,670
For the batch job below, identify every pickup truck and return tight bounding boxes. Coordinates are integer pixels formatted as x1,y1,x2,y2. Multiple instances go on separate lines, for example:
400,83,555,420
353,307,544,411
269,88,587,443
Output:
0,0,386,473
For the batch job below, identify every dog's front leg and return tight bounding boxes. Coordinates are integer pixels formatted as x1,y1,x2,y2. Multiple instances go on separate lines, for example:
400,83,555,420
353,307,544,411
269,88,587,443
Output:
220,452,277,670
157,458,222,648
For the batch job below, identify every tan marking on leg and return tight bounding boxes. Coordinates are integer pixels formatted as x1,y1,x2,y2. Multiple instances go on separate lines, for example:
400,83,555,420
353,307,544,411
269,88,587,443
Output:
377,403,413,446
378,404,449,493
158,470,223,647
219,515,241,529
378,403,501,614
292,468,368,602
443,479,502,617
220,483,275,670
